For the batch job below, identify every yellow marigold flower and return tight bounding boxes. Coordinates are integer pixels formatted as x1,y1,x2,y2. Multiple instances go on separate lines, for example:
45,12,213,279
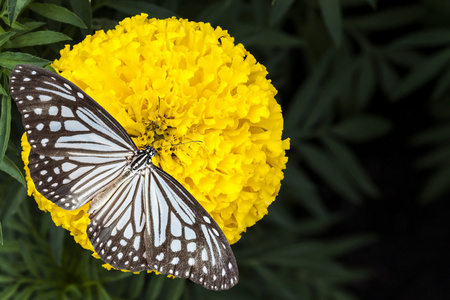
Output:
21,14,289,269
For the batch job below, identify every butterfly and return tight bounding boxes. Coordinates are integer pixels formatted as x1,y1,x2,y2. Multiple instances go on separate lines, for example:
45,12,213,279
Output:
9,64,238,291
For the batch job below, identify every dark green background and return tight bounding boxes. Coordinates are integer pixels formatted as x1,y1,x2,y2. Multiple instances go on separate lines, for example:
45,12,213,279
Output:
1,0,450,299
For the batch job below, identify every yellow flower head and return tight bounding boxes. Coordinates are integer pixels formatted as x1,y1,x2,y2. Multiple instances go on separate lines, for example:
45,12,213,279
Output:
21,14,289,269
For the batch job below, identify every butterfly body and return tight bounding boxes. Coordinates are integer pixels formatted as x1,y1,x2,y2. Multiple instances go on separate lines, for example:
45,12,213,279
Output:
9,64,238,290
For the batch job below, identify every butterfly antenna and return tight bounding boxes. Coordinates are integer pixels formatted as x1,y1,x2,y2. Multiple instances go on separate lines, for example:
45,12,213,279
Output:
156,96,161,130
171,140,203,147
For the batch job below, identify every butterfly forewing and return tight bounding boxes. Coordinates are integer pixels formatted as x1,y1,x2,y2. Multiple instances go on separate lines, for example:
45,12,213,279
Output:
9,64,136,157
10,64,137,210
9,64,239,290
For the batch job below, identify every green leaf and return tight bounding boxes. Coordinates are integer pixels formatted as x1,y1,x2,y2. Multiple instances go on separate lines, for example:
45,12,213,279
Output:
0,155,26,187
7,0,32,25
0,222,3,246
105,1,177,19
0,31,16,48
270,0,296,26
254,266,297,300
364,0,377,9
0,275,15,283
6,31,71,48
413,125,450,145
348,5,422,31
68,0,92,34
239,29,304,48
0,95,11,164
166,279,185,300
0,85,7,96
29,3,87,28
283,160,328,218
331,115,392,142
376,56,400,98
49,222,65,266
129,274,146,299
285,50,334,131
318,0,342,46
354,54,376,109
196,1,235,25
0,283,20,299
0,183,26,223
431,63,450,100
303,58,358,129
389,29,450,49
14,287,37,300
0,52,51,69
296,142,361,203
322,137,379,197
419,166,450,204
318,235,376,257
416,145,450,168
392,48,450,100
146,275,166,300
17,21,47,32
293,214,344,236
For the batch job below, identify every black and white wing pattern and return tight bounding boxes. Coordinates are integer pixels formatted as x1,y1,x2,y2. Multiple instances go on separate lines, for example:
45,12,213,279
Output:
87,165,238,290
9,64,239,290
10,64,136,209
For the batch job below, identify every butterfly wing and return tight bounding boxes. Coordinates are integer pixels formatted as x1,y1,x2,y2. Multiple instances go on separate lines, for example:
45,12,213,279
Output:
10,64,239,290
9,64,138,209
87,165,239,290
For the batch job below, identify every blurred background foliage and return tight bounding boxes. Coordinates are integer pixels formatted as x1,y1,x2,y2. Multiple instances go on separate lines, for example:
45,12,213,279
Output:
1,0,449,299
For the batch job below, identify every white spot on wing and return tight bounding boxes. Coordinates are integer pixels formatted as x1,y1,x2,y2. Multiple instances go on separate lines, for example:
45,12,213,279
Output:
61,106,74,117
49,121,61,132
39,95,52,101
61,162,77,172
49,106,58,115
124,223,133,239
185,227,196,240
170,240,181,252
202,248,208,261
64,120,89,131
133,236,140,251
187,242,196,252
170,212,182,237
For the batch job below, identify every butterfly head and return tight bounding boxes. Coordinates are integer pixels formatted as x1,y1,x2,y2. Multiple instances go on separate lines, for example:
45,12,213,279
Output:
144,146,156,158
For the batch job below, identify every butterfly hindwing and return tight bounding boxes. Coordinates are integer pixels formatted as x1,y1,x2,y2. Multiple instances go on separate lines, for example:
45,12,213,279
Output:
28,151,129,210
87,171,150,271
87,165,238,290
146,166,238,290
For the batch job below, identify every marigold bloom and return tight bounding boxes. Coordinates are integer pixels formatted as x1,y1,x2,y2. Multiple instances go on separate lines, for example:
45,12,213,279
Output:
21,14,289,269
